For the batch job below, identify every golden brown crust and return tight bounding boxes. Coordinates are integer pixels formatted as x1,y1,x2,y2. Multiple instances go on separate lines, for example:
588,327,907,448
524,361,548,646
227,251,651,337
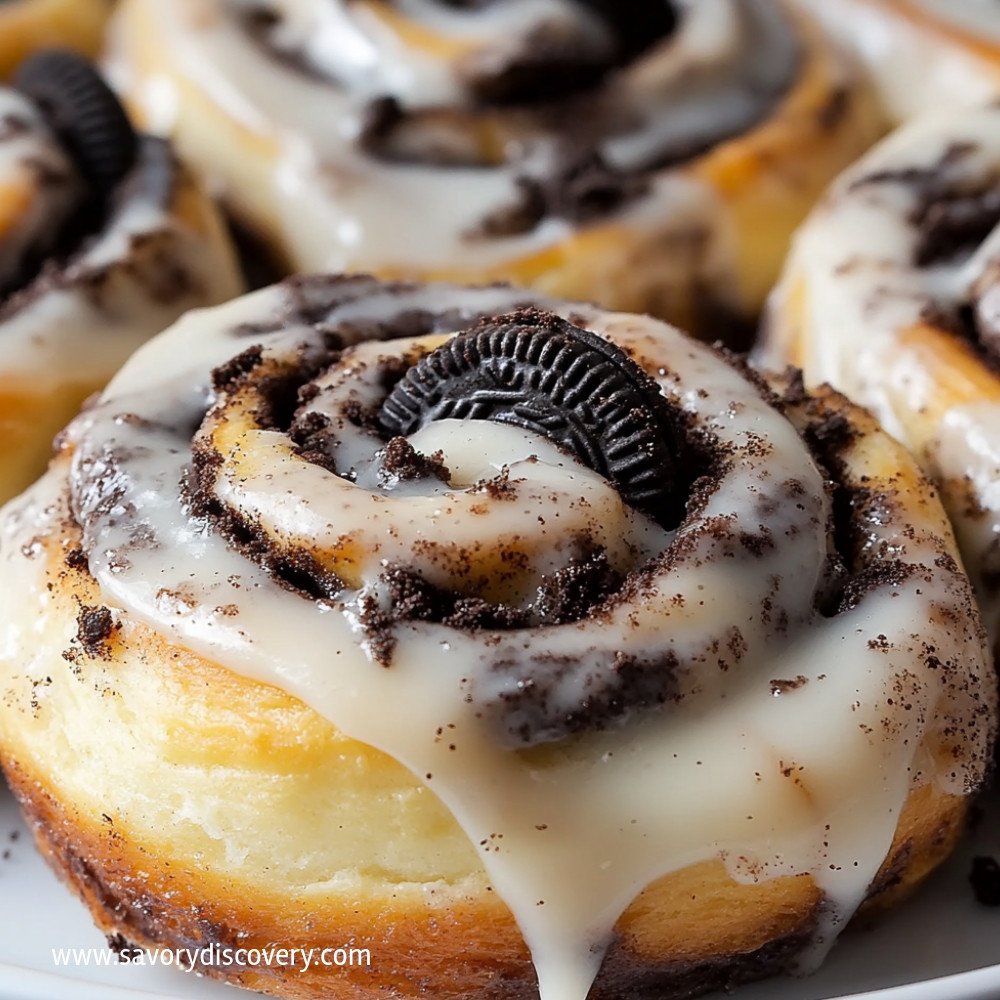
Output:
0,380,99,507
0,289,987,998
2,752,966,1000
772,274,1000,648
0,143,241,504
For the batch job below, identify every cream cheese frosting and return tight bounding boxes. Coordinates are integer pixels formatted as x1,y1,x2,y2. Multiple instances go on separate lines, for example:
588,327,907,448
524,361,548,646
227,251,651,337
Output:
1,276,989,1000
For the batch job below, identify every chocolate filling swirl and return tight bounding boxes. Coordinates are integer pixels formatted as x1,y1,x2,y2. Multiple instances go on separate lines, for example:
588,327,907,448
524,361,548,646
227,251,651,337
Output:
243,0,799,234
67,276,918,749
852,145,1000,367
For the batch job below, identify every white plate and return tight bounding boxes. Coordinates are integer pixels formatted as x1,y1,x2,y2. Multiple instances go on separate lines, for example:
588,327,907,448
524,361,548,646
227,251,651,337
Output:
2,778,1000,1000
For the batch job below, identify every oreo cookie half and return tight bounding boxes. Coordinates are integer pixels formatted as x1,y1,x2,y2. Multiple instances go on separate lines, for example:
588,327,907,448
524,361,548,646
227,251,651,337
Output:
15,50,137,198
379,308,680,521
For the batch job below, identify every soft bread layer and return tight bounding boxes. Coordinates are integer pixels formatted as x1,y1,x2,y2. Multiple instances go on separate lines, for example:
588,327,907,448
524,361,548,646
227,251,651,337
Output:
0,0,110,79
0,481,973,999
110,0,881,335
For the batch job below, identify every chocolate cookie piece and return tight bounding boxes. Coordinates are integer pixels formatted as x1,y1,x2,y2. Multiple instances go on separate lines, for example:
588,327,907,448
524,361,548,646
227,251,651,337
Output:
15,50,137,197
379,308,680,521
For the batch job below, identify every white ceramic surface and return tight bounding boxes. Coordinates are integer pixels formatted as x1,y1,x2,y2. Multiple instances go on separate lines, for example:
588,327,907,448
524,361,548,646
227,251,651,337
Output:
1,777,999,1000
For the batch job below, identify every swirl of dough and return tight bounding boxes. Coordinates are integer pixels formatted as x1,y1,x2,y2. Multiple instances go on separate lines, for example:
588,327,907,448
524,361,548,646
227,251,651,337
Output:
0,61,243,501
760,103,1000,653
0,275,980,1000
108,0,881,335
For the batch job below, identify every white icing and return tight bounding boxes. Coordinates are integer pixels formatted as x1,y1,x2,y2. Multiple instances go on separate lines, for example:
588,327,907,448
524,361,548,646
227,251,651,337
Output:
759,104,1000,643
0,81,243,388
107,0,798,277
268,0,611,107
795,0,1000,121
2,279,987,1000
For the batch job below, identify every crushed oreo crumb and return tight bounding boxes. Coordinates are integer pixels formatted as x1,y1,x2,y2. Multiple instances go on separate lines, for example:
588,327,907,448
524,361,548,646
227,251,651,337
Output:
75,605,119,659
381,437,451,483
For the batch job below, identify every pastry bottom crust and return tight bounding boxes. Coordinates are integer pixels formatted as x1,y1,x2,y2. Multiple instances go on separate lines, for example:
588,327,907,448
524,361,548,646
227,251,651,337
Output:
4,756,966,999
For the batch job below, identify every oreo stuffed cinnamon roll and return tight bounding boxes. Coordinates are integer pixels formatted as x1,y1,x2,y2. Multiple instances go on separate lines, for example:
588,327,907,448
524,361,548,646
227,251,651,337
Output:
761,104,1000,657
0,275,992,1000
107,0,881,339
0,0,111,79
0,51,243,503
793,0,1000,122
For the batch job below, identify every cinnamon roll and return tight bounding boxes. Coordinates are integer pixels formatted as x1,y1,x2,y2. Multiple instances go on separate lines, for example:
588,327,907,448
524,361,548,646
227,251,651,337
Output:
0,0,112,80
107,0,881,340
0,276,992,1000
0,51,242,503
760,104,1000,656
793,0,1000,122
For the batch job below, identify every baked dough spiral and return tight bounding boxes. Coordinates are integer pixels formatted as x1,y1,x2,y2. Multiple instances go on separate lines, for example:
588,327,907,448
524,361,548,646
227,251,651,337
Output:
793,0,1000,122
0,276,992,1000
0,0,111,79
107,0,881,339
0,52,243,503
760,103,1000,656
